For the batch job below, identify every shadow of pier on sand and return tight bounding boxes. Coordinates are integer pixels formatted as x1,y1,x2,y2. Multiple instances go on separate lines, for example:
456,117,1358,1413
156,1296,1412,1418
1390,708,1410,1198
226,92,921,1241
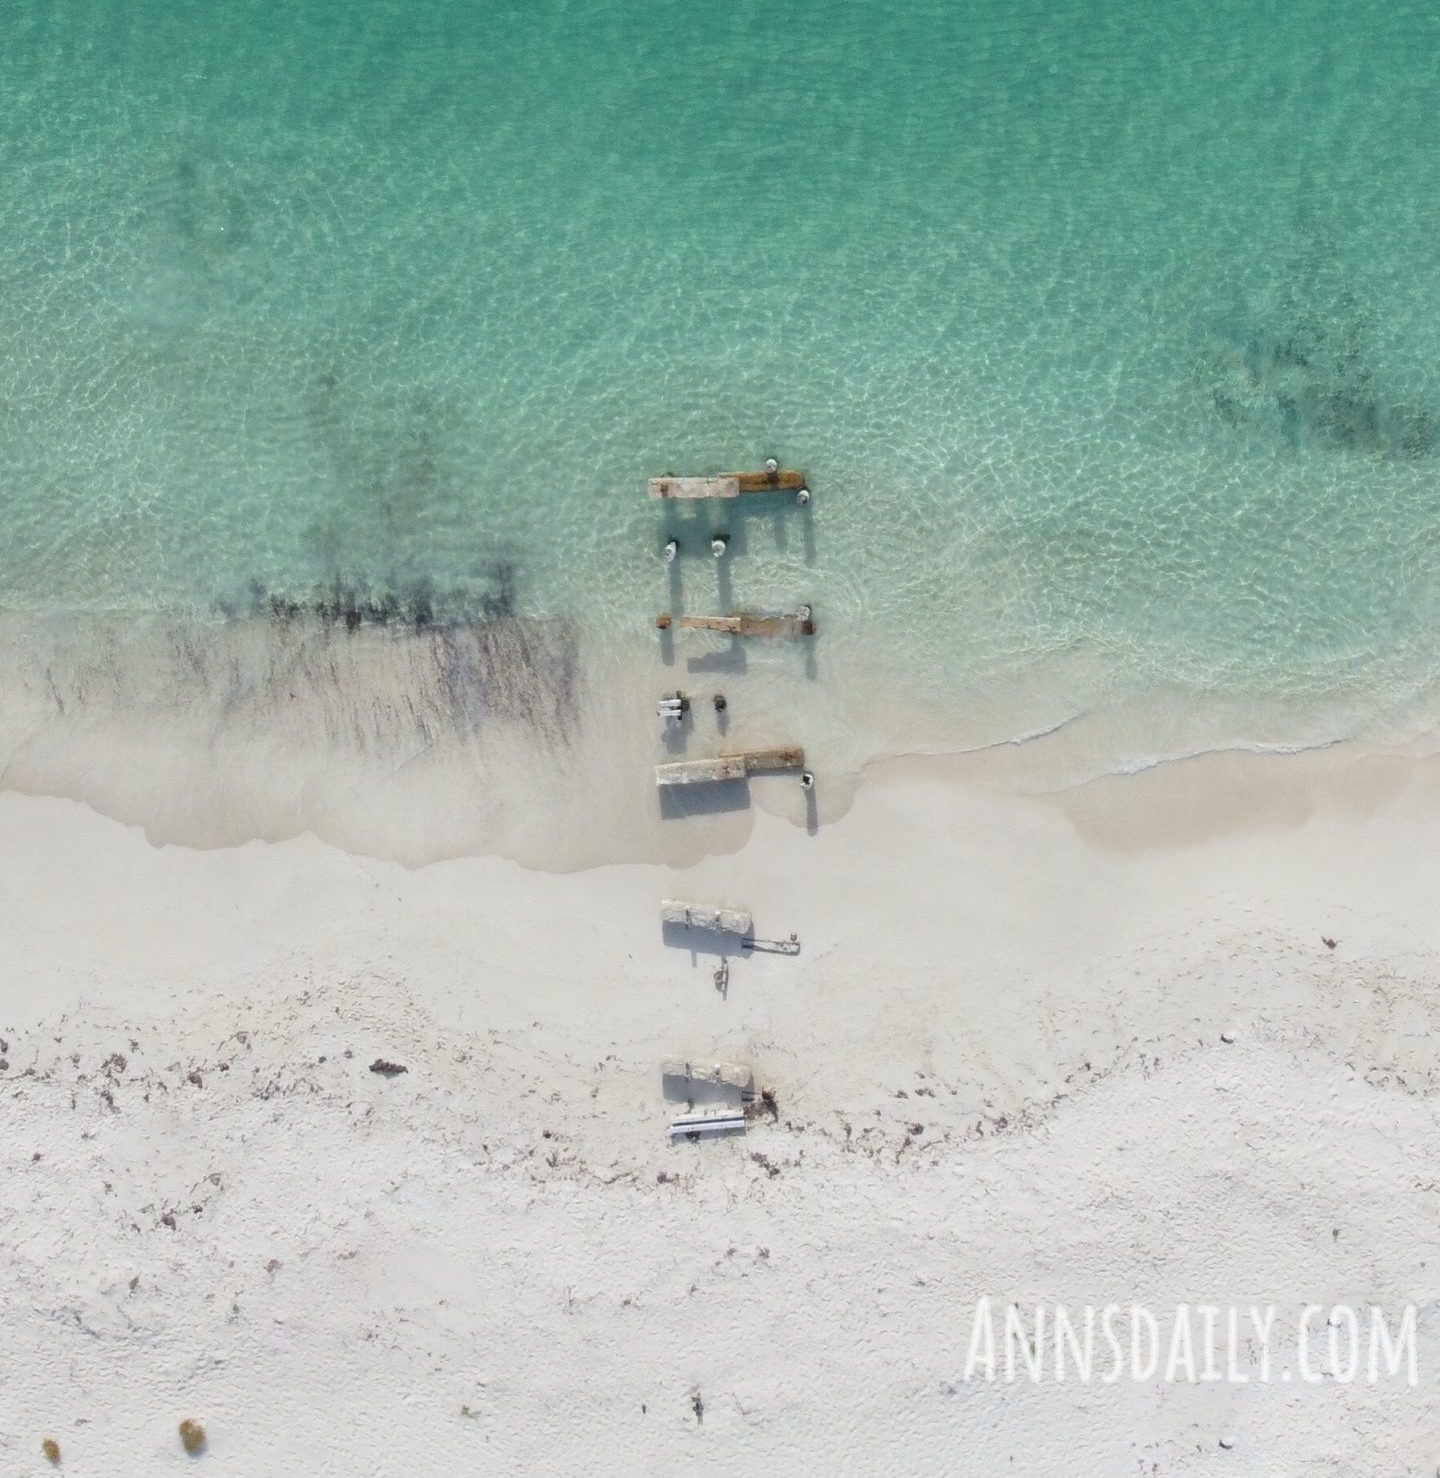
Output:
657,779,752,819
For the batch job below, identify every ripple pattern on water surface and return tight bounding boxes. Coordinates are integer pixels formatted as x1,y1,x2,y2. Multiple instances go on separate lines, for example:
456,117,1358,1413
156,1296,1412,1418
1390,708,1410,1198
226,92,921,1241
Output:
2,0,1440,764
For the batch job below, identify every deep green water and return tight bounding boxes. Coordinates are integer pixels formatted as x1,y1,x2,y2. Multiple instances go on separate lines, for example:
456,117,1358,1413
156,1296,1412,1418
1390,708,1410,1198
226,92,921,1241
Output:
4,0,1440,754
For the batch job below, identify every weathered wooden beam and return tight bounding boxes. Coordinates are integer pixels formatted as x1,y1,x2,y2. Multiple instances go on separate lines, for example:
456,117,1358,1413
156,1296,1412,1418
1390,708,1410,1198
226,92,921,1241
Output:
733,469,806,492
654,754,748,786
662,1059,754,1093
737,746,805,775
648,469,806,499
669,1109,747,1139
663,612,815,637
654,746,805,786
660,899,754,936
649,475,740,500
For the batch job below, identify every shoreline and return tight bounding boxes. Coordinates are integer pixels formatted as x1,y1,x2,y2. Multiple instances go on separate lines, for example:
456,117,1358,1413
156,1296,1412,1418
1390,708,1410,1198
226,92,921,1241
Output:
8,732,1440,1086
4,606,1440,874
7,732,1440,1116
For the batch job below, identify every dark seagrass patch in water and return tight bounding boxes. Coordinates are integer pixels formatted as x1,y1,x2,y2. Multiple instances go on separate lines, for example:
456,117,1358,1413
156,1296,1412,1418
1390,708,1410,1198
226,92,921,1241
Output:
226,561,519,631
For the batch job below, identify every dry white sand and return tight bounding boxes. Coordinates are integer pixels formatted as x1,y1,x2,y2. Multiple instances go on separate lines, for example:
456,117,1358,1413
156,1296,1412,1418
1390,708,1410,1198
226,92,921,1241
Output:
5,741,1440,1473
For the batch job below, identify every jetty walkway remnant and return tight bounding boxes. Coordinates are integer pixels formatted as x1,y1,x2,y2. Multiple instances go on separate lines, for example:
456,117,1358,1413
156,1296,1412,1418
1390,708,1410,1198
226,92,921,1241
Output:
649,464,809,505
656,608,815,638
650,456,813,1143
660,899,753,937
654,745,805,787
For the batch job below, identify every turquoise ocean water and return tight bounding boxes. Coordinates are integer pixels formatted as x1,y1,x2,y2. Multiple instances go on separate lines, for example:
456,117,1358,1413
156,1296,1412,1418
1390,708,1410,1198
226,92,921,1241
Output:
4,0,1440,771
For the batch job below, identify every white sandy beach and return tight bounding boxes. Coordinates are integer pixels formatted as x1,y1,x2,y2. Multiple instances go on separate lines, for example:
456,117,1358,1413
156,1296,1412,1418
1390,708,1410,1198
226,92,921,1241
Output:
8,0,1440,1468
5,741,1440,1473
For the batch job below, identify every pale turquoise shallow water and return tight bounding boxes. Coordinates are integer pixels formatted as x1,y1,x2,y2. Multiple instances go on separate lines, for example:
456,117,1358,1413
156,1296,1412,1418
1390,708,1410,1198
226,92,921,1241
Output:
4,0,1440,754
